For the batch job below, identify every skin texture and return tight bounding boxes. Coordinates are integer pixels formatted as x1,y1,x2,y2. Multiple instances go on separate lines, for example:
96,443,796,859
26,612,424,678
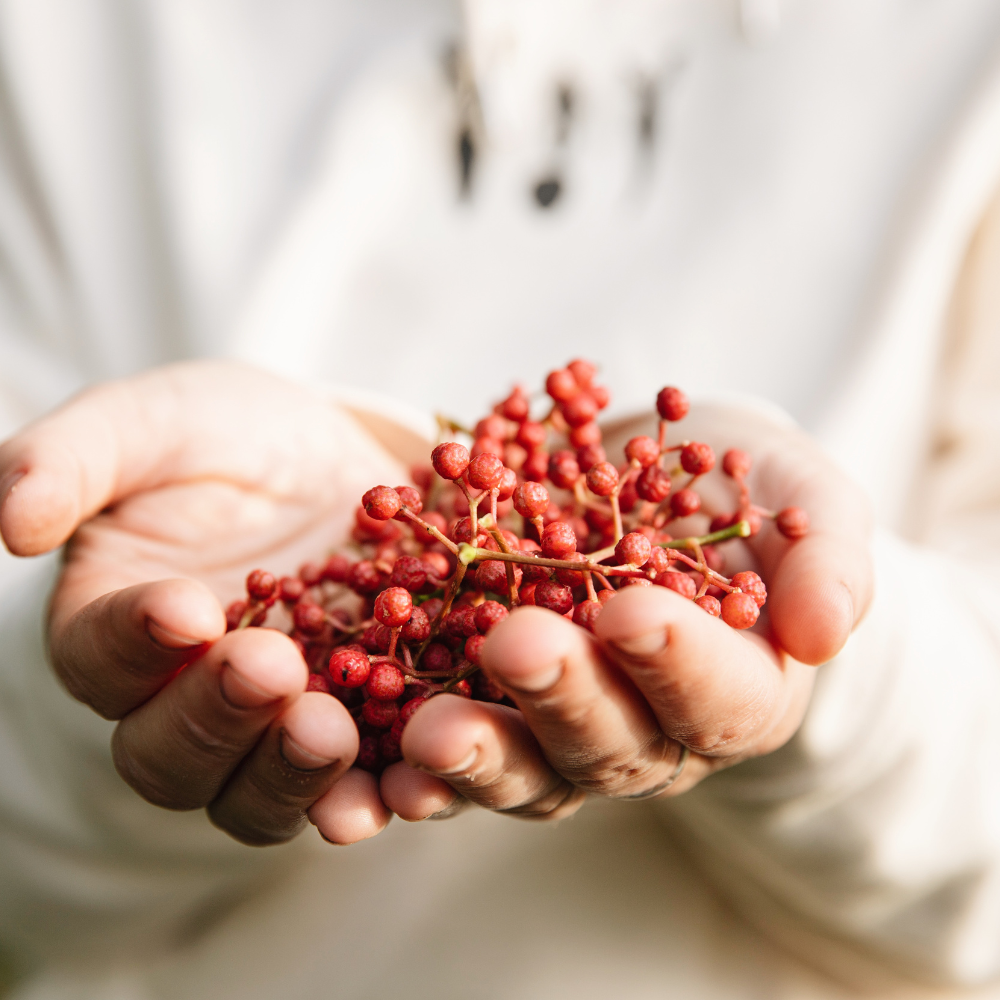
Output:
0,363,874,845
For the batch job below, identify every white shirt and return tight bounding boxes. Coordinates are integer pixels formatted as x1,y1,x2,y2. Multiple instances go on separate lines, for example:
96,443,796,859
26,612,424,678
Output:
3,2,1000,997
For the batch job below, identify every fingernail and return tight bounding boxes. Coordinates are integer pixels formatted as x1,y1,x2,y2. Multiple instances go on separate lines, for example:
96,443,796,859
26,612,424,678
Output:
0,470,25,506
279,730,338,771
220,664,281,709
502,662,563,693
147,618,205,650
610,629,667,659
422,745,479,778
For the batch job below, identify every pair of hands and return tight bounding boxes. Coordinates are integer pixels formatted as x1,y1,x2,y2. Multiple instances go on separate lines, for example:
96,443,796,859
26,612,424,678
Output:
0,362,873,846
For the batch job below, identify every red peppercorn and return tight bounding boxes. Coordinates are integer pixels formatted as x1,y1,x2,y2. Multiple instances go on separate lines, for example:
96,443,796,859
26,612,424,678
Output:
354,505,402,542
567,358,597,387
496,467,518,502
374,587,413,627
503,442,528,472
356,735,380,771
722,449,752,480
645,547,671,574
499,390,529,422
362,698,399,729
411,465,434,492
589,385,611,410
730,570,767,608
467,453,505,491
451,517,485,546
399,696,428,726
450,680,472,698
362,485,402,521
615,531,652,567
298,562,324,586
464,634,487,665
624,435,660,468
476,414,510,442
360,624,391,654
366,662,405,700
476,559,522,594
278,576,306,604
422,642,452,672
548,450,580,489
636,465,671,502
519,581,539,605
445,605,479,639
388,555,427,593
513,481,550,519
379,731,403,763
695,594,722,617
669,488,701,518
680,442,715,476
534,580,574,615
225,600,246,631
516,420,547,451
573,600,603,632
293,600,326,636
306,673,331,694
618,478,639,513
474,600,508,633
554,552,588,587
569,422,602,449
431,441,470,480
471,436,504,459
561,392,597,427
720,592,759,629
409,509,448,546
657,572,697,600
422,597,444,621
542,521,577,559
401,606,431,643
574,444,605,473
329,647,371,688
349,560,383,595
246,569,277,603
709,512,737,533
392,485,423,520
522,449,550,481
657,386,689,422
776,506,809,539
546,368,580,402
321,554,354,584
586,461,619,497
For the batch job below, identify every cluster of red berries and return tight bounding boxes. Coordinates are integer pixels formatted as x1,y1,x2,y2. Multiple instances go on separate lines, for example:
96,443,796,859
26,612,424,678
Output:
226,361,809,774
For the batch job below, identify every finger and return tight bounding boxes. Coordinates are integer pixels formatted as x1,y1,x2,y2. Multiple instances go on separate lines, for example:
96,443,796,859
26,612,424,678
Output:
0,362,365,557
308,769,392,845
378,764,465,822
110,628,307,810
750,438,874,665
595,586,815,761
49,578,226,719
481,607,695,798
207,692,358,846
392,695,585,819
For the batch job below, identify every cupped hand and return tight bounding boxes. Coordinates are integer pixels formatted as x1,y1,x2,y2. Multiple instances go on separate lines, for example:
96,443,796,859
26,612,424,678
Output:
0,360,416,845
380,404,874,824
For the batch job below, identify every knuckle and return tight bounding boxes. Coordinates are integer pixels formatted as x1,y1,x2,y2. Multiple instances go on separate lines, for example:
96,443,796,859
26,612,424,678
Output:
111,730,203,810
498,780,584,821
207,800,308,847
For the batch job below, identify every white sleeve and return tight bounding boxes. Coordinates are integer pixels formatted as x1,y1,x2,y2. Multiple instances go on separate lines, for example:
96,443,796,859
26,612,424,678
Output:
658,529,1000,986
657,182,1000,989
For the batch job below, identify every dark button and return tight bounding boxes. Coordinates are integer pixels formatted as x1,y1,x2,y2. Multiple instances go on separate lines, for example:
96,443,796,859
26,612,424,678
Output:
533,177,562,208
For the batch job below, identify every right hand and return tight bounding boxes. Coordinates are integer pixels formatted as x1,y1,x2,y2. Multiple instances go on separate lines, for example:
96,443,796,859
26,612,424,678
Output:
0,360,414,846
